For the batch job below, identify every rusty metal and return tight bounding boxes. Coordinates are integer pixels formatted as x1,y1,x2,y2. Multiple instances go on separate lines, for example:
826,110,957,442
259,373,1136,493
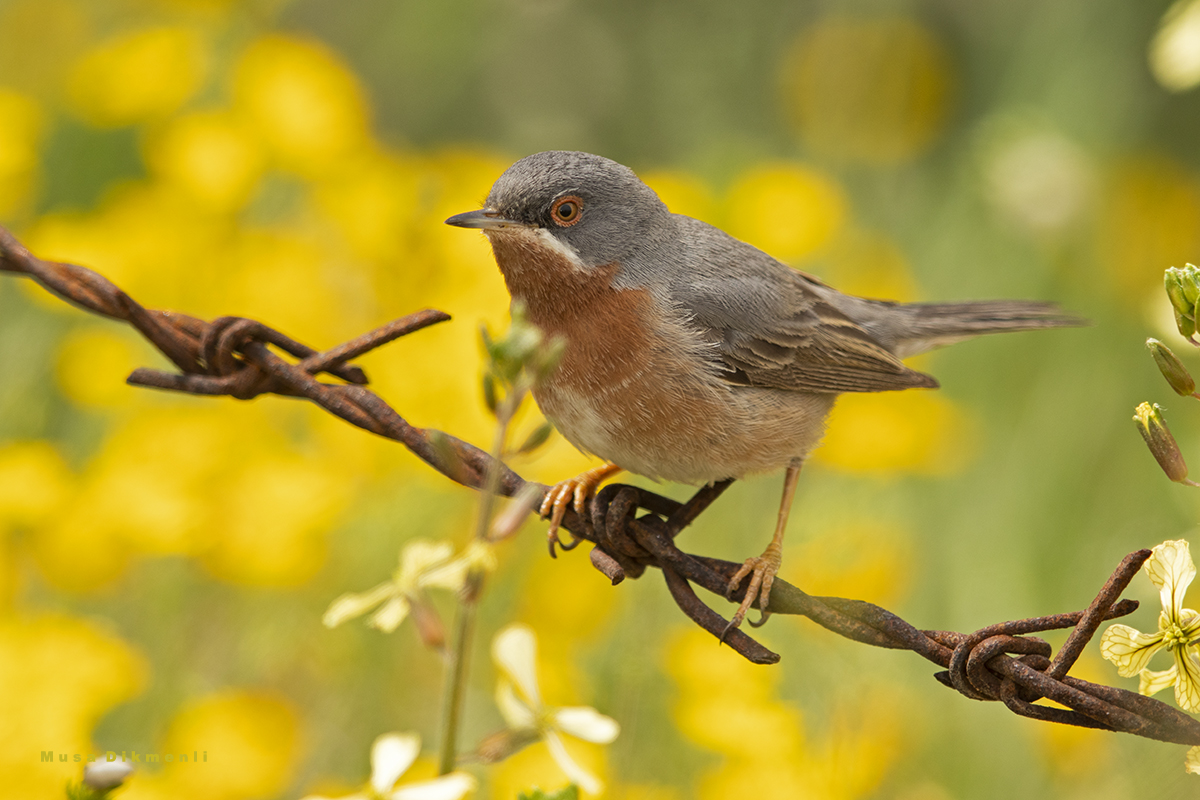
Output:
3,224,1198,748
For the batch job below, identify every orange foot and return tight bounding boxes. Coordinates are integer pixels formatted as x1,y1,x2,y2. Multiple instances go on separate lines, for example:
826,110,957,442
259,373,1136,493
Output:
540,463,622,556
724,540,783,636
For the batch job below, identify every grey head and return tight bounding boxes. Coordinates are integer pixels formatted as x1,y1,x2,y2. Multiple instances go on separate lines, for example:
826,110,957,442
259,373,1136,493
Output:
445,151,672,269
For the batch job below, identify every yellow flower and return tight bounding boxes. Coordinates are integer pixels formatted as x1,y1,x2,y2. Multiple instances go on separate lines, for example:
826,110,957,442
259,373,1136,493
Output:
815,390,975,475
723,164,847,263
233,35,369,175
1101,539,1200,711
0,87,43,216
145,111,266,212
1097,156,1200,302
323,539,468,634
302,733,475,800
491,624,619,795
68,26,209,126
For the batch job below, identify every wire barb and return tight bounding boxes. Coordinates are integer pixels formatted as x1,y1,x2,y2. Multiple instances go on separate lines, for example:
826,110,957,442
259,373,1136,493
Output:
3,224,1197,747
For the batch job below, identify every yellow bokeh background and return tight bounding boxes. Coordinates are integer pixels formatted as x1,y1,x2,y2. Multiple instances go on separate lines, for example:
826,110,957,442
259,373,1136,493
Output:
0,2,1190,799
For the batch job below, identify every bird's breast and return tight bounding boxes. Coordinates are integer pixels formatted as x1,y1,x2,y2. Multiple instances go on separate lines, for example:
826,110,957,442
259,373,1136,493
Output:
485,228,832,483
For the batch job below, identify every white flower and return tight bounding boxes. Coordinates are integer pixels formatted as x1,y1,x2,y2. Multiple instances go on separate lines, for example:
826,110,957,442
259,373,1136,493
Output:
323,539,469,633
491,624,619,795
83,759,134,791
302,732,476,800
1151,0,1200,92
1101,539,1200,712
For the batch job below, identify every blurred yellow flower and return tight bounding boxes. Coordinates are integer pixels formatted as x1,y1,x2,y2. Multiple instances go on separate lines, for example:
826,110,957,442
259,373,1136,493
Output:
25,181,224,313
55,326,145,408
815,390,975,475
819,227,919,302
233,35,370,175
488,739,608,800
0,440,73,528
222,227,364,344
202,453,353,587
1097,156,1200,302
641,170,717,222
1033,653,1111,778
666,630,803,759
666,629,904,800
0,87,44,217
0,0,90,95
0,614,147,799
146,111,266,211
781,16,953,164
68,26,209,127
517,542,618,665
724,164,847,263
125,690,302,800
791,521,913,607
311,150,421,263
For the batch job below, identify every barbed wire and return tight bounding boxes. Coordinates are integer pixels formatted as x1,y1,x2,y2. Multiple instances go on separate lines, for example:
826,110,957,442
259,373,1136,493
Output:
3,224,1198,748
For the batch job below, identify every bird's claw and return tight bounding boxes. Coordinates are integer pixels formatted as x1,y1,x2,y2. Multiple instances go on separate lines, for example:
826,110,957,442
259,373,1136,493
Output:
539,464,621,557
723,542,783,636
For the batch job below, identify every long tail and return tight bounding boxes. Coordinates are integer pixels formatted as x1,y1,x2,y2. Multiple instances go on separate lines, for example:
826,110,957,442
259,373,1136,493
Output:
859,299,1087,358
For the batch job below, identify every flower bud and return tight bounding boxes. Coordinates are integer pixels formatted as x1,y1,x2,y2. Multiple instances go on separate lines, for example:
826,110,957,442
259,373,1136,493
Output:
490,483,544,541
1134,402,1193,484
83,759,134,791
1165,265,1200,340
1148,338,1197,395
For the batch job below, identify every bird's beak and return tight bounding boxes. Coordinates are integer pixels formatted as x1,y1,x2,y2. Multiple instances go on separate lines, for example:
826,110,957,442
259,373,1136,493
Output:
444,209,528,229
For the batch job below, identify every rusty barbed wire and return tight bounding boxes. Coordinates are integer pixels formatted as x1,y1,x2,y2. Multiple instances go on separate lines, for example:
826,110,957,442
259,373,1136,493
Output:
3,224,1199,748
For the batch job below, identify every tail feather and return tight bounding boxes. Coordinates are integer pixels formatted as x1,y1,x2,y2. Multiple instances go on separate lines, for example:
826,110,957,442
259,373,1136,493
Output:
862,299,1087,358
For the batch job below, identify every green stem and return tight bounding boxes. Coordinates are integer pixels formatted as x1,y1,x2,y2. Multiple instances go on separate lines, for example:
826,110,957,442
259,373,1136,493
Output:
437,588,478,774
436,389,522,774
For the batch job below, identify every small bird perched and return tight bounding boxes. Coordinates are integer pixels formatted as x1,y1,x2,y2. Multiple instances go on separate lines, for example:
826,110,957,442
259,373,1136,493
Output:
447,151,1079,632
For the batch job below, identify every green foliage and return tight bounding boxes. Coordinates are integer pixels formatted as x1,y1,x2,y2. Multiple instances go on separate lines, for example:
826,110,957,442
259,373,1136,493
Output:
518,785,579,800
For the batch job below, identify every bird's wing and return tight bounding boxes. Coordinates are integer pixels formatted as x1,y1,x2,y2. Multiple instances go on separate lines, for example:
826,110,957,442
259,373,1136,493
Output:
665,220,938,394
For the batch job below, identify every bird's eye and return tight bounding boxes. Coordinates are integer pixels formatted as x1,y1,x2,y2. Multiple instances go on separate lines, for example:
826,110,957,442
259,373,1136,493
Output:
551,195,583,227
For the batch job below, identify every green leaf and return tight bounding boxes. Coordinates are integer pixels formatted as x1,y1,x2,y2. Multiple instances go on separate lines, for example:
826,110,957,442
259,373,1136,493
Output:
517,421,554,454
517,786,579,800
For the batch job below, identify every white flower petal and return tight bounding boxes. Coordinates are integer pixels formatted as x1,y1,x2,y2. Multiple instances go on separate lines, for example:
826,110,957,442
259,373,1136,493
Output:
1175,647,1200,712
369,596,413,633
496,679,538,730
371,733,420,795
420,557,470,592
1146,539,1196,620
398,540,456,589
551,707,620,744
1187,744,1200,774
83,760,134,790
390,773,478,800
1140,664,1179,697
544,730,602,796
492,624,541,706
323,582,397,628
1100,624,1166,676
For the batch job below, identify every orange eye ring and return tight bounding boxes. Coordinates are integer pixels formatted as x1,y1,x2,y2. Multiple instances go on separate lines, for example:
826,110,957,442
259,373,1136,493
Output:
550,195,583,227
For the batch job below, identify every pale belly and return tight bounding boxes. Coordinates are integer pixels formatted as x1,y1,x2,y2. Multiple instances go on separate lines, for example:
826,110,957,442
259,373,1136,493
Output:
534,369,836,485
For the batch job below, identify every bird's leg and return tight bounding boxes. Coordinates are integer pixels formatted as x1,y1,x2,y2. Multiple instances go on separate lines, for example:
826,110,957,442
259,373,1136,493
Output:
540,462,623,556
725,458,803,634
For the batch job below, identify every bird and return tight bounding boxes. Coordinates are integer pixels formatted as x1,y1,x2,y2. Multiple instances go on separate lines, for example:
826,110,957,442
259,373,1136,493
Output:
446,150,1080,633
